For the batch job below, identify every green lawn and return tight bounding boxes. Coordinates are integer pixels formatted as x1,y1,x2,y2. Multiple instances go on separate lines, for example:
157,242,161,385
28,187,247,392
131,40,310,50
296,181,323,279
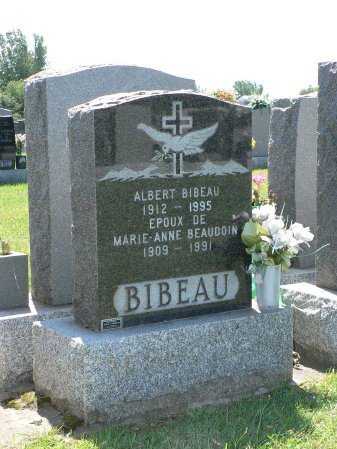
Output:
0,183,30,287
0,183,29,253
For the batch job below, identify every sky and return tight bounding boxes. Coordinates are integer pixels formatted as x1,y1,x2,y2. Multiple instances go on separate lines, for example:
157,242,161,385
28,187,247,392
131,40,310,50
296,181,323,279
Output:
1,0,336,99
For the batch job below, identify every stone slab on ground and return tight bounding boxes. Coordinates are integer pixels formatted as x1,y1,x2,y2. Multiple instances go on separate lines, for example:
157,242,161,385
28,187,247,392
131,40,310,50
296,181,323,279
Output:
281,282,337,367
0,252,28,309
33,307,293,426
0,169,27,185
0,297,73,394
281,268,315,285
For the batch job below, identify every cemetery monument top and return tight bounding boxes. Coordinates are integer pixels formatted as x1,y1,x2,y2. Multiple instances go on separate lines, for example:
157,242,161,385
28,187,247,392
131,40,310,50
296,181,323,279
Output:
68,90,252,331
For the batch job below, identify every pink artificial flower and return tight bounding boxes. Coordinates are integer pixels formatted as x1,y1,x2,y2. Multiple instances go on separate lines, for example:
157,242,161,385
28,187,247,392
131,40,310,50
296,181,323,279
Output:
252,172,267,186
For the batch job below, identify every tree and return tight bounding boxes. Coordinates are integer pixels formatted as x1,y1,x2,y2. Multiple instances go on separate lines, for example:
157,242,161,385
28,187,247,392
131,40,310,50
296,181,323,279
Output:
0,79,24,117
33,34,47,73
233,80,264,99
0,29,47,117
299,85,318,95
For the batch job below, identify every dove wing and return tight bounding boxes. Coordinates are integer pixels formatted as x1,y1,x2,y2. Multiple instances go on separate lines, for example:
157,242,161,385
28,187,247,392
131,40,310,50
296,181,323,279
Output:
180,122,218,155
137,123,171,143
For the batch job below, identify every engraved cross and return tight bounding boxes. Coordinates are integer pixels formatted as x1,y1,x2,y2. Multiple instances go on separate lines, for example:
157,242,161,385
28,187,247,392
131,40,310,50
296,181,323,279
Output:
162,101,193,177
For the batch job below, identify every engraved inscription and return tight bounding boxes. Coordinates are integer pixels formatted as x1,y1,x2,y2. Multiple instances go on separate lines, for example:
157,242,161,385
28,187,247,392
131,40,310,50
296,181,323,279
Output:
113,271,239,316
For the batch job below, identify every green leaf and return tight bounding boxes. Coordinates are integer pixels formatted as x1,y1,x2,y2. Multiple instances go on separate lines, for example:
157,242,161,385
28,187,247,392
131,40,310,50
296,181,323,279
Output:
281,261,289,271
258,241,270,252
264,257,275,266
241,220,260,247
256,223,269,236
252,253,261,262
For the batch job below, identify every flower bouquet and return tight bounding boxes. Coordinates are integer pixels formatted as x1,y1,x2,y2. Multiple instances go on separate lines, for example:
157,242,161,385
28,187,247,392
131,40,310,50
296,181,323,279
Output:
241,204,314,286
241,204,314,274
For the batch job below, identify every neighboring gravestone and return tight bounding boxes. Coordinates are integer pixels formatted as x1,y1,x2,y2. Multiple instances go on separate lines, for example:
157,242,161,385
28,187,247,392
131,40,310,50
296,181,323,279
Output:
237,97,270,169
316,62,337,289
24,65,196,305
252,107,270,168
268,95,317,268
68,90,252,330
0,108,11,116
0,116,16,170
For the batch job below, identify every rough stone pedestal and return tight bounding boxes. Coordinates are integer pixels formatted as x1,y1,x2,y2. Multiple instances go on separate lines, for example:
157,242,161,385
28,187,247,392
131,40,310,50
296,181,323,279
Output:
0,252,28,309
33,308,292,425
282,282,337,367
0,298,72,395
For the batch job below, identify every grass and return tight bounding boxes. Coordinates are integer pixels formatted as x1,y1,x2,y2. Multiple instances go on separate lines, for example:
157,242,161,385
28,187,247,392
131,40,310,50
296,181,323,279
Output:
0,183,30,287
7,371,336,449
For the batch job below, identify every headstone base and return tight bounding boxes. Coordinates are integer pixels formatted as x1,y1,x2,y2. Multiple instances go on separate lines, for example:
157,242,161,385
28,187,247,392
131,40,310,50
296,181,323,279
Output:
282,283,337,368
33,308,292,425
0,297,72,396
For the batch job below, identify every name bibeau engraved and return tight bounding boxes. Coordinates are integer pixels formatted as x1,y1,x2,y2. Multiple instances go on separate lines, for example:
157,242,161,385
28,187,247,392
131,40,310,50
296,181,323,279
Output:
113,271,240,315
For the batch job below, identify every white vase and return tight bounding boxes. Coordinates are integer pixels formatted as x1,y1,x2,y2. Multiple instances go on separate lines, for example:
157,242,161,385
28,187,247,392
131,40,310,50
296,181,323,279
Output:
255,264,281,309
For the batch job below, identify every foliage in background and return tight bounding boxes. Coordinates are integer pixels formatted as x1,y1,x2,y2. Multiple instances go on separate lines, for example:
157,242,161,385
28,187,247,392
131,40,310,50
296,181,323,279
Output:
0,79,25,117
233,79,264,99
0,29,47,118
299,85,318,95
252,171,267,205
249,97,270,109
210,89,235,102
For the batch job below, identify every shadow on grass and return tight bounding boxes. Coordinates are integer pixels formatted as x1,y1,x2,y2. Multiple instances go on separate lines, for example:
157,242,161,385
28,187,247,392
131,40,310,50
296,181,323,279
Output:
76,373,336,449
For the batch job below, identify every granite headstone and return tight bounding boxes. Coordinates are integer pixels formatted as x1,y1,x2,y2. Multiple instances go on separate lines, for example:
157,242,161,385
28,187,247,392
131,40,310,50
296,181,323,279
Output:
316,62,337,289
0,116,16,170
24,64,196,306
68,90,252,331
268,95,317,268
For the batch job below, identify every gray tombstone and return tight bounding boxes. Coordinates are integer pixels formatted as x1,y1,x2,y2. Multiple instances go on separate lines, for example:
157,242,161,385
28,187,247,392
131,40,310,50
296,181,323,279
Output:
24,65,196,305
0,252,28,309
67,90,252,331
268,95,317,268
252,107,270,168
0,108,12,116
316,62,337,290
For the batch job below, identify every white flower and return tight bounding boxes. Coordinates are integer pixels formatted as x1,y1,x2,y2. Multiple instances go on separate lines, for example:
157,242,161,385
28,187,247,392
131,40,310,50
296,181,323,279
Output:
252,204,276,222
272,229,292,250
262,218,284,235
290,223,314,244
287,235,301,254
260,252,268,260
